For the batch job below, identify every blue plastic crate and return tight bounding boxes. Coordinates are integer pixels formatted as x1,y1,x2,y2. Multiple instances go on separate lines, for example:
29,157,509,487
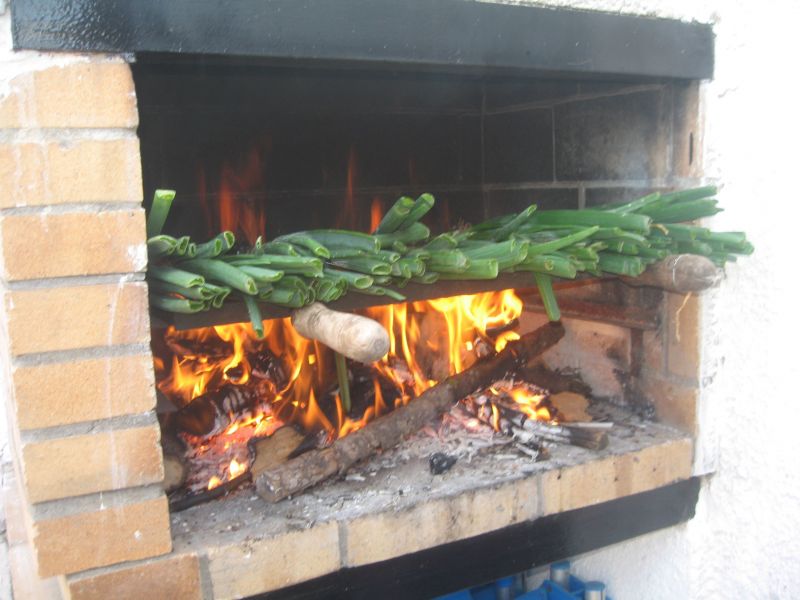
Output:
434,560,612,600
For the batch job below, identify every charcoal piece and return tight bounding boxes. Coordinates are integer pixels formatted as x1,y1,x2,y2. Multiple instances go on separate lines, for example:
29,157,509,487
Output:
249,348,287,387
174,395,222,436
429,452,457,475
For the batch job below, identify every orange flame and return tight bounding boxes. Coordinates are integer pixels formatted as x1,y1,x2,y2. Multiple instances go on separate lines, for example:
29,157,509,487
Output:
159,290,526,489
370,198,384,233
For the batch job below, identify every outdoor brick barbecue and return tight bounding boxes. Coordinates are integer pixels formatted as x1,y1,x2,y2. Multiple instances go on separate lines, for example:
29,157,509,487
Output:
0,2,719,598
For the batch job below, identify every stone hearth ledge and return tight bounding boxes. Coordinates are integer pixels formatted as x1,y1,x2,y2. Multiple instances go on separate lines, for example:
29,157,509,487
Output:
134,409,692,600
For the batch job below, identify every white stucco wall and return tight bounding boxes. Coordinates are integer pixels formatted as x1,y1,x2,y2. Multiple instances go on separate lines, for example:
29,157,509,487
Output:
524,1,800,598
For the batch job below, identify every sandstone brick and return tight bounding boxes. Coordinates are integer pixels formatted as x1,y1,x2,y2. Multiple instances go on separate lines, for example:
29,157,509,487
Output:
642,328,666,375
540,454,618,515
66,553,201,600
540,439,693,515
0,61,137,129
0,138,143,208
345,480,538,567
666,292,701,382
641,375,698,434
5,282,150,356
21,424,164,503
622,439,693,495
1,209,147,281
346,497,450,567
13,353,156,430
33,495,171,577
206,521,339,598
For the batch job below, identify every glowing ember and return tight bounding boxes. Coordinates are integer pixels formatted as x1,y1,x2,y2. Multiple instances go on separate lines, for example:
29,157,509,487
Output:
229,457,247,479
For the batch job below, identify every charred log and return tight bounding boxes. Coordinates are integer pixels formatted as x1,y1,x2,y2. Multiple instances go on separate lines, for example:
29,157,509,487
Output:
255,321,565,503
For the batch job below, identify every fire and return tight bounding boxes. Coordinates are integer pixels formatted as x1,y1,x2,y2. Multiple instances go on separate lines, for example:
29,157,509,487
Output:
229,457,247,479
199,147,268,245
158,290,528,490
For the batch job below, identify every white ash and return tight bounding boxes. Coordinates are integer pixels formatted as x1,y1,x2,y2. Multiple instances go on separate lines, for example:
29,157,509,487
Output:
169,399,686,561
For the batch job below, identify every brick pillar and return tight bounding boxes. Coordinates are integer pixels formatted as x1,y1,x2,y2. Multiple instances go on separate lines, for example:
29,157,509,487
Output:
0,33,181,592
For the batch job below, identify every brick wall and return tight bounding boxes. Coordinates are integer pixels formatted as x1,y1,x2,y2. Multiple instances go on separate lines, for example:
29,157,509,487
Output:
0,15,203,594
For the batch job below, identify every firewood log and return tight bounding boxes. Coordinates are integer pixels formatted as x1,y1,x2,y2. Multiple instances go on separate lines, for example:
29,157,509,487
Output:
255,321,565,502
621,254,721,293
291,302,390,363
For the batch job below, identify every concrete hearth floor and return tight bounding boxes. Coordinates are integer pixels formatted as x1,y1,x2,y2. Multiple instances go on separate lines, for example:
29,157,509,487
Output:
170,402,692,599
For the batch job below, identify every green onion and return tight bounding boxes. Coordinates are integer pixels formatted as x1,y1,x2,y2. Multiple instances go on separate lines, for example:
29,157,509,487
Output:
606,192,662,214
438,259,498,280
374,222,430,246
147,235,179,259
180,259,258,295
225,254,323,277
427,250,470,273
149,265,205,288
351,286,407,302
528,210,652,234
398,193,435,229
657,185,717,204
524,226,600,256
237,265,285,283
323,267,374,289
331,256,392,276
640,199,722,223
424,233,459,250
242,295,265,338
149,295,206,314
305,230,380,253
257,241,298,256
597,253,646,276
374,196,415,234
411,272,440,284
533,273,561,321
146,189,176,238
174,236,191,256
513,254,577,279
148,279,215,301
489,204,537,241
275,233,331,258
335,352,352,413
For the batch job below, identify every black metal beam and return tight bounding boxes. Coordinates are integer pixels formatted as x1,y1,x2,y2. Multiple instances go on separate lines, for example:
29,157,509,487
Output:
251,477,701,600
11,0,713,80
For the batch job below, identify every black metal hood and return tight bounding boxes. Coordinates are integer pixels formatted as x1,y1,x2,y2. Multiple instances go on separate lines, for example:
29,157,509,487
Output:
11,0,713,79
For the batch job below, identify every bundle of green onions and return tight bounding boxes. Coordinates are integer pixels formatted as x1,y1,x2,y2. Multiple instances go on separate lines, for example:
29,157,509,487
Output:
146,185,752,333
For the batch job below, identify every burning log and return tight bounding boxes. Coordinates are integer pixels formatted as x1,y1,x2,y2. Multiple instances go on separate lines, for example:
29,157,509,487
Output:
291,302,390,364
160,426,188,494
621,254,722,293
255,321,565,502
249,427,305,478
173,380,276,437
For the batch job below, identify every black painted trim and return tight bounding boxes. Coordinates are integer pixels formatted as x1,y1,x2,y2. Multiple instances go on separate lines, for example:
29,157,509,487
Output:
251,477,701,600
11,1,713,80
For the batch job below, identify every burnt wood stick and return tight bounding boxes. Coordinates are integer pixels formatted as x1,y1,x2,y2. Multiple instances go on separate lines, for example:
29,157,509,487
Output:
494,400,608,450
255,321,565,502
621,254,721,293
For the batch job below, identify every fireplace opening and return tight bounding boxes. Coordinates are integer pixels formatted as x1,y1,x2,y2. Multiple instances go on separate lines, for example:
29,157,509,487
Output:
132,55,700,596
